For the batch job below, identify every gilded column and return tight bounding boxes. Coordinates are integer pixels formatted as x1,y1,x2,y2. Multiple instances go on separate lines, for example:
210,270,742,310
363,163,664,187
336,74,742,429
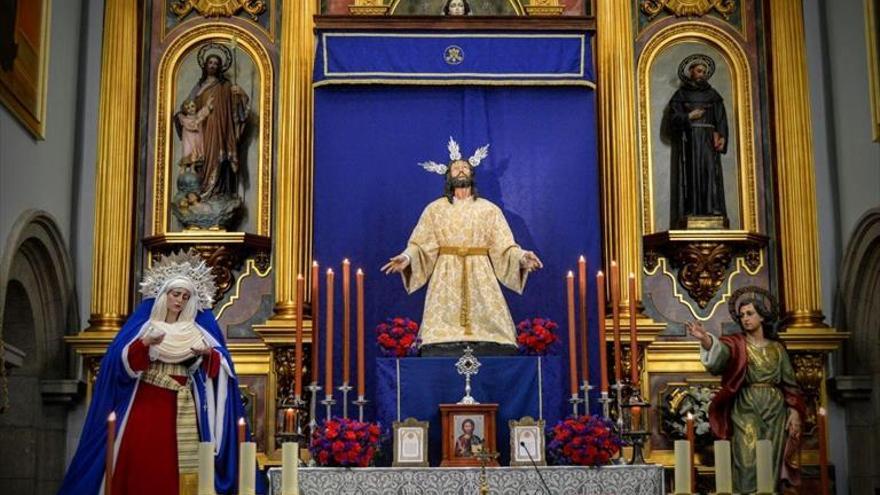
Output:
85,0,139,332
270,1,317,324
768,0,827,329
596,0,642,311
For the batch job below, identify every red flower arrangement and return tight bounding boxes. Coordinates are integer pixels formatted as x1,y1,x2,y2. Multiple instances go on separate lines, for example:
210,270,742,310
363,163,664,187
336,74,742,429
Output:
547,415,622,466
516,317,560,355
309,417,382,467
375,317,420,357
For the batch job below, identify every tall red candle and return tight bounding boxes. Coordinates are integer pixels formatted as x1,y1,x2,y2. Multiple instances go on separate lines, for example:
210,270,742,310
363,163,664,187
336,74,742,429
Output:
596,271,609,393
311,261,320,385
356,269,365,398
324,269,335,397
610,261,622,383
284,407,295,433
106,411,116,495
578,256,589,385
342,259,351,384
818,407,829,495
238,417,246,444
566,272,578,397
628,273,639,386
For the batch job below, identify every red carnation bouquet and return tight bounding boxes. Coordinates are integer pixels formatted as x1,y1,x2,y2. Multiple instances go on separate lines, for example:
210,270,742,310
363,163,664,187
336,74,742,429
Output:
547,415,622,466
309,417,382,467
516,317,560,355
375,317,420,357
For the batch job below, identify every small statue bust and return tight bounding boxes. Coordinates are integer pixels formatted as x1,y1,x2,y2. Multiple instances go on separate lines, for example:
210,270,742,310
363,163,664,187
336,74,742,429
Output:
444,0,471,16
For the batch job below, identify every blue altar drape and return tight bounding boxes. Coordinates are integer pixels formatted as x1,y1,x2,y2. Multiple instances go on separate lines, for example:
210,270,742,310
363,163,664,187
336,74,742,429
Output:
312,30,603,427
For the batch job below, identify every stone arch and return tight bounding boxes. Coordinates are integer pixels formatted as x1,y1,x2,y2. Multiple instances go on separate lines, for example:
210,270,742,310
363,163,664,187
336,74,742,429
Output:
0,210,80,494
835,207,880,492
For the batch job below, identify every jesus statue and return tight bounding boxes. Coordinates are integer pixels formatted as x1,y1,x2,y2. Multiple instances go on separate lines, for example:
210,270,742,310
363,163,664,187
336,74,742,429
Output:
382,138,543,356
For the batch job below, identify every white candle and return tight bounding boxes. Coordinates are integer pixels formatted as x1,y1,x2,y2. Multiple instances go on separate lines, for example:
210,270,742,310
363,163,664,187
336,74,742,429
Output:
198,442,216,495
281,442,299,495
714,440,733,494
674,439,692,494
238,441,256,495
756,439,774,493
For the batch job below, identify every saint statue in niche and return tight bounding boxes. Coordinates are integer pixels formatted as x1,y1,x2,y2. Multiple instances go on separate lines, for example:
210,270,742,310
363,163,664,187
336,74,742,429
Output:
665,54,730,230
172,42,250,231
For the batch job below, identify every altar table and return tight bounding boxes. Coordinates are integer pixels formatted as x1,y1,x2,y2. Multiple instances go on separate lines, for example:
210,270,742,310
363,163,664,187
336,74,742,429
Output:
266,465,665,494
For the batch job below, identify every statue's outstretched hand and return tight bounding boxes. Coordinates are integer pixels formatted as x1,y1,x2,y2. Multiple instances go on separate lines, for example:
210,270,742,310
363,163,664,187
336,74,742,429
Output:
520,251,544,272
381,254,410,275
686,321,713,350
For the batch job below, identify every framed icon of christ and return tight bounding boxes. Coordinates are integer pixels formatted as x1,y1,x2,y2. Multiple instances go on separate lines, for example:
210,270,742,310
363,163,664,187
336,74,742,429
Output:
439,403,499,467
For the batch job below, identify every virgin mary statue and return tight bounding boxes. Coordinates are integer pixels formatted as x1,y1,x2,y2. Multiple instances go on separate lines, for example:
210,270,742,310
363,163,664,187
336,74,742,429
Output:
58,251,247,495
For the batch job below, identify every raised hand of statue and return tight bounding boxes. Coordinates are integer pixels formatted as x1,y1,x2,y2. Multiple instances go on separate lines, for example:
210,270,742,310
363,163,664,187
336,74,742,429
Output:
688,108,705,120
786,409,801,439
141,330,165,347
381,254,410,275
520,251,544,272
685,321,713,350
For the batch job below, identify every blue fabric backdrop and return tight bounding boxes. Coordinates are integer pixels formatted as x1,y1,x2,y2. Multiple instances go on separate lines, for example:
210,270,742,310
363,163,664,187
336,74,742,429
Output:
313,84,604,426
375,356,565,466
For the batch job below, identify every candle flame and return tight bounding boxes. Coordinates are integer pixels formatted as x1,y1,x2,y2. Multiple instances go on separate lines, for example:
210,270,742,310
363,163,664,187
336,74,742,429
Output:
578,255,586,261
297,274,304,280
327,268,334,274
818,407,827,416
108,411,117,422
356,268,364,275
566,271,574,277
343,258,350,264
239,417,246,425
611,260,618,267
629,272,635,279
597,270,604,276
687,412,694,420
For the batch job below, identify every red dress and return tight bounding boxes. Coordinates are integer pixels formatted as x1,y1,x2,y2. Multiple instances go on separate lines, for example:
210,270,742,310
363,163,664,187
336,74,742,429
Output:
111,339,220,495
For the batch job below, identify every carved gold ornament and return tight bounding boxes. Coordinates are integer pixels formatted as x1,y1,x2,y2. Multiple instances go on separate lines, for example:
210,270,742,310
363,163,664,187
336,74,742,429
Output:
169,0,267,20
672,242,733,308
641,0,737,20
349,0,390,16
525,0,564,16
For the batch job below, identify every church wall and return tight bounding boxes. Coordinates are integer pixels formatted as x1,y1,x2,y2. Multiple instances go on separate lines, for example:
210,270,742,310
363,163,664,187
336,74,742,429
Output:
805,0,880,493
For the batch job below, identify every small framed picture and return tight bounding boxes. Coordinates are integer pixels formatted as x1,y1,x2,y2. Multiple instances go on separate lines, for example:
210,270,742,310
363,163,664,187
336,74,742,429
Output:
440,403,499,467
509,416,546,466
392,417,429,467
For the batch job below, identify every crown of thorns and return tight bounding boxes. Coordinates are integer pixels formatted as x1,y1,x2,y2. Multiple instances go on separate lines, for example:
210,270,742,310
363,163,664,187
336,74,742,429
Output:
418,137,490,175
678,53,716,83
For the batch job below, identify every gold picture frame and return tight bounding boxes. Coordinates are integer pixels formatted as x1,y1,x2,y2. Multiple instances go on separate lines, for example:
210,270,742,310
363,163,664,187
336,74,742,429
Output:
867,0,880,141
392,417,430,467
0,0,51,139
509,416,546,466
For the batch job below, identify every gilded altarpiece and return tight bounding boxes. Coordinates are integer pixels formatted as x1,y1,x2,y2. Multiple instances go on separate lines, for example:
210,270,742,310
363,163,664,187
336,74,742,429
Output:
142,1,281,460
629,1,846,487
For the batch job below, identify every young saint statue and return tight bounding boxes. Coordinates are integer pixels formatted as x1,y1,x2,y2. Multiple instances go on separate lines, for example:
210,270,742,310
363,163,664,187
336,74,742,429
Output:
59,251,247,495
687,287,805,494
382,138,543,356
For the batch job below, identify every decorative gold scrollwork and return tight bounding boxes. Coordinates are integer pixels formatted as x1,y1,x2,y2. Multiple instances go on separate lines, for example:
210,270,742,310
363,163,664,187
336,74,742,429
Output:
274,347,297,403
791,352,825,435
348,0,390,16
169,0,267,20
640,0,737,20
672,242,733,309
